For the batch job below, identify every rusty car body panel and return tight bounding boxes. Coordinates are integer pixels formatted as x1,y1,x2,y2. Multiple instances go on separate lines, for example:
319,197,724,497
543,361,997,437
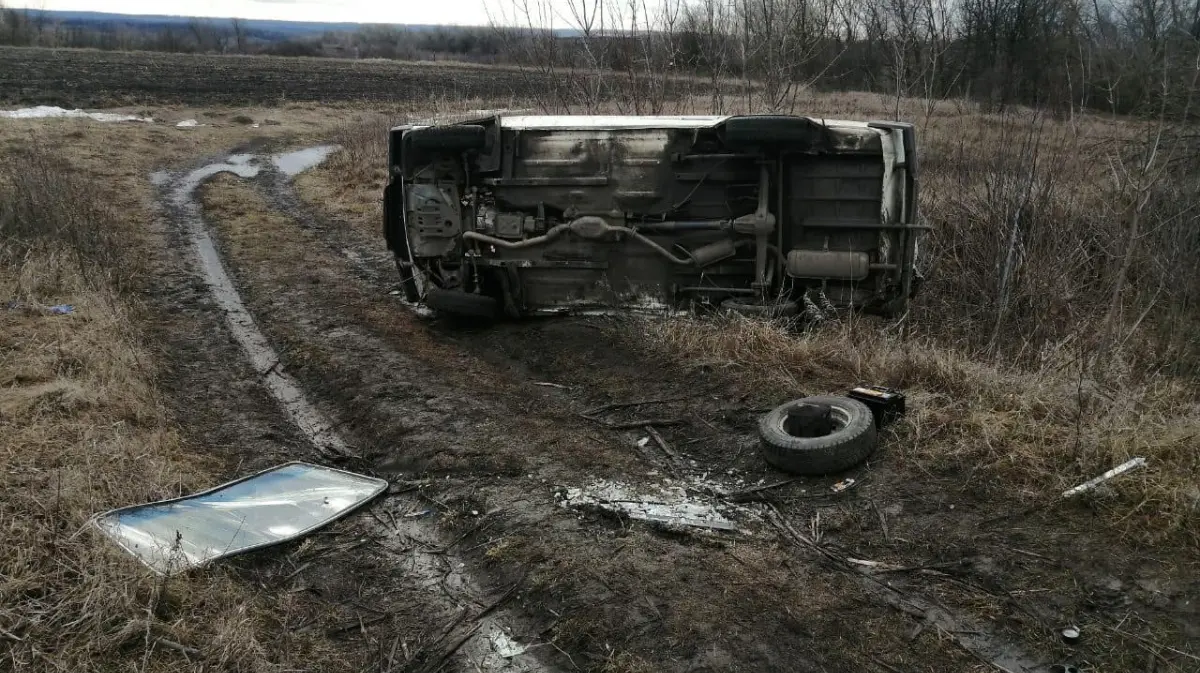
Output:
383,114,923,318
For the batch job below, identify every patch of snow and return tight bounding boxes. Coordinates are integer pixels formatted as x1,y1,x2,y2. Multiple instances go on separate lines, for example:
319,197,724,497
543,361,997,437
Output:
149,171,171,186
175,119,200,128
0,105,152,123
271,145,339,177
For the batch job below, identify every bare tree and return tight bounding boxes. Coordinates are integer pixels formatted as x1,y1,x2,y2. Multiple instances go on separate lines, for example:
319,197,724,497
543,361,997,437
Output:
231,17,246,54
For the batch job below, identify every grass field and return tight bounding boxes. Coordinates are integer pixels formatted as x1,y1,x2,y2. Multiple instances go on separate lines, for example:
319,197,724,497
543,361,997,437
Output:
2,47,1198,673
0,46,547,107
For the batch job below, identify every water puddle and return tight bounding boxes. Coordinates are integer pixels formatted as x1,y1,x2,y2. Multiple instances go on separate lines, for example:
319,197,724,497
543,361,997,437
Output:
157,150,552,673
271,145,338,176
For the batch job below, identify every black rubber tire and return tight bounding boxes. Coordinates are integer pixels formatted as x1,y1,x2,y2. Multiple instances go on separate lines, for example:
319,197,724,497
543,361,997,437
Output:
406,125,486,152
721,297,800,319
394,257,422,303
425,287,498,319
758,395,877,475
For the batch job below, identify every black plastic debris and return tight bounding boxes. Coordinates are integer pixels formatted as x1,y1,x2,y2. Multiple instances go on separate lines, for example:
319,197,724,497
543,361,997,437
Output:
846,385,905,428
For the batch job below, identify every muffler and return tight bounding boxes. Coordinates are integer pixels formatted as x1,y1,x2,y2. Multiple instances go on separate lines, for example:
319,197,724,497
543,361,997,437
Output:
786,250,870,280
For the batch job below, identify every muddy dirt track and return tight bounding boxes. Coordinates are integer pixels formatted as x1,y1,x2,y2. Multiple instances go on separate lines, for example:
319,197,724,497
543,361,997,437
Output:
142,141,1199,673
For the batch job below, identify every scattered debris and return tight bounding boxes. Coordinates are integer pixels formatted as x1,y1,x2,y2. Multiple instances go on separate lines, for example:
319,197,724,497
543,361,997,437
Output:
1060,626,1081,644
831,478,857,494
94,462,387,574
531,382,566,389
487,628,528,658
1050,665,1081,673
1062,457,1147,498
0,105,152,122
845,385,906,428
560,479,741,531
5,300,75,315
175,119,201,128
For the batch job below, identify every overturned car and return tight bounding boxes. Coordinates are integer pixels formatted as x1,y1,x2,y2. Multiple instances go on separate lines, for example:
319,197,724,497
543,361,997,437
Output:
383,114,923,319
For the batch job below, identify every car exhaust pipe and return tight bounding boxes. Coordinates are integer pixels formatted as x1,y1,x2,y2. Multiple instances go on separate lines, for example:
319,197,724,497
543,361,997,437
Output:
463,217,697,266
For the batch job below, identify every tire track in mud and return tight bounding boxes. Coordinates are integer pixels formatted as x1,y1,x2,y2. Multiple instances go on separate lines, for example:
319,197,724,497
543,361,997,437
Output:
160,146,1053,673
159,152,558,673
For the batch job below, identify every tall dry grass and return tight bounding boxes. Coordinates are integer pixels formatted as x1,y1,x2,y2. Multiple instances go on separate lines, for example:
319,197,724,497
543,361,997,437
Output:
0,147,348,671
623,313,1199,546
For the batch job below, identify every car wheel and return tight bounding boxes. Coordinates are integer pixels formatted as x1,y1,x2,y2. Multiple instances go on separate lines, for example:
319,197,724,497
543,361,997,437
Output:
758,395,877,475
425,287,498,319
394,257,425,303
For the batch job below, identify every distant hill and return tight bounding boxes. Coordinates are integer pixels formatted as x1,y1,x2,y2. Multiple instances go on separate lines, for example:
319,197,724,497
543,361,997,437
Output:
11,10,464,39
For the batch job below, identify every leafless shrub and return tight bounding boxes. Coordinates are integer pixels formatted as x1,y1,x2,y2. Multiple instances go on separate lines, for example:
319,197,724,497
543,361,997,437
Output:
0,146,137,293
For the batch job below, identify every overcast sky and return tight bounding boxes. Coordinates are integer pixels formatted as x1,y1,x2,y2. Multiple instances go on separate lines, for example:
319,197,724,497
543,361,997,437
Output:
3,0,638,27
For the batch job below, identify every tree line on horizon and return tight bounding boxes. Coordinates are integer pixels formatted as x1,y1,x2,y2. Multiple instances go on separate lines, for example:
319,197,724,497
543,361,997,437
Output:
1,0,1197,116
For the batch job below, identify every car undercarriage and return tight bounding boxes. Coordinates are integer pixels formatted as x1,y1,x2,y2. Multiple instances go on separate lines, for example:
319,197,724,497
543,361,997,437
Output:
384,114,924,319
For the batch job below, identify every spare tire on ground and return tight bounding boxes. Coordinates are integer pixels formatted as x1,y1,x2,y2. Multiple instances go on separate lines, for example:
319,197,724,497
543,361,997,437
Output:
758,395,877,475
424,287,498,319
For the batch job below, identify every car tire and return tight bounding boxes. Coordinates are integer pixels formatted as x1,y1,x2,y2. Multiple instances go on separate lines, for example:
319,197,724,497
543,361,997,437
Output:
406,125,487,152
425,287,498,319
720,297,799,319
394,257,423,303
758,395,877,475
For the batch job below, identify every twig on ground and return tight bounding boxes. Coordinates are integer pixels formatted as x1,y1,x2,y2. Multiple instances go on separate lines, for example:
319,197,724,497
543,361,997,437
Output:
476,573,527,621
581,395,691,416
423,622,482,673
724,478,797,502
870,657,905,673
327,613,388,636
154,637,201,658
644,424,679,461
1108,626,1200,663
606,417,685,430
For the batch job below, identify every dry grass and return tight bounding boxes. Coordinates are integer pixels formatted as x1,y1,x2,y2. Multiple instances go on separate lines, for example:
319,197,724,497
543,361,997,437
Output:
623,312,1200,546
0,132,352,670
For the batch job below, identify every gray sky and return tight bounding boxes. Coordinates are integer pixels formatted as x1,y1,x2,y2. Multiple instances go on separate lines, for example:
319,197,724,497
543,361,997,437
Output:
3,0,627,27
